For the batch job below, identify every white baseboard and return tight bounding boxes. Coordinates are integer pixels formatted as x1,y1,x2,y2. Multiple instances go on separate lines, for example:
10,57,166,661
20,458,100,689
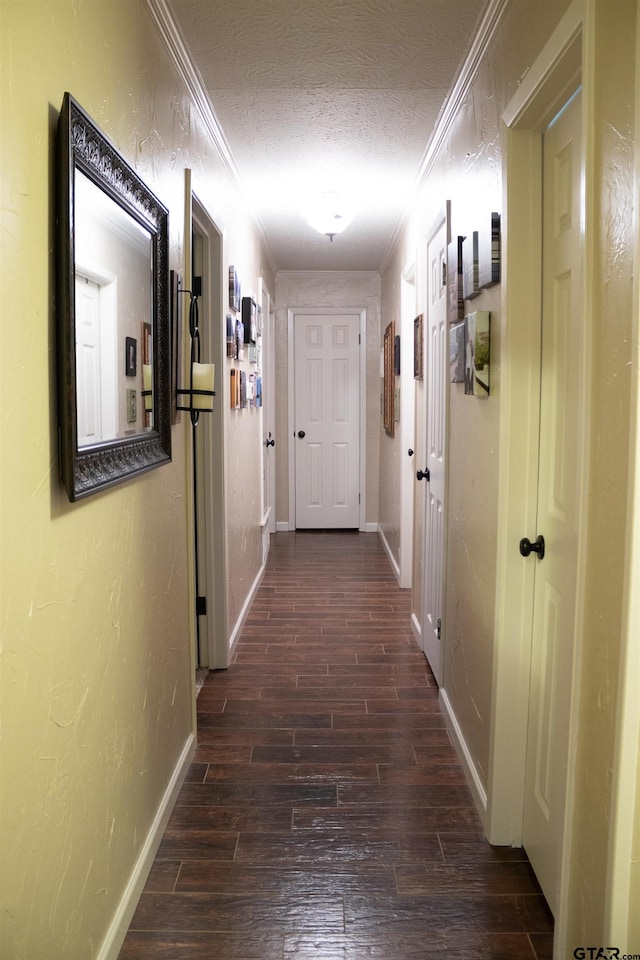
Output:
276,521,291,532
411,611,422,646
378,527,401,583
228,558,266,659
363,522,379,533
99,731,196,960
439,689,489,832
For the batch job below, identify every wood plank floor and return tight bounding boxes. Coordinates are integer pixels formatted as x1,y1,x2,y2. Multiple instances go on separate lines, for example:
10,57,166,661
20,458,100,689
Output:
119,531,553,960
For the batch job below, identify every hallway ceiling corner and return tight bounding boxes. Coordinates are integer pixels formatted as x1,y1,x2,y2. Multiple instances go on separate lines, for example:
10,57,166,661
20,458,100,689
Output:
158,0,489,272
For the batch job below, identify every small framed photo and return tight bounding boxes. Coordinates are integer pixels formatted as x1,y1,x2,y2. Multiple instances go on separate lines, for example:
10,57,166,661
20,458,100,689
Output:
125,337,137,377
413,314,424,380
449,321,465,383
464,310,491,396
126,388,137,422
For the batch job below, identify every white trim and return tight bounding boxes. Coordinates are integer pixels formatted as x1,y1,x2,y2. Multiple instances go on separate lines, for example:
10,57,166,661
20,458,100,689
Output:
144,0,239,184
363,522,378,534
98,732,196,960
144,0,278,276
378,526,401,583
410,611,422,648
287,307,368,531
604,7,640,945
491,8,586,957
380,0,510,273
227,559,266,659
440,691,489,829
276,521,291,533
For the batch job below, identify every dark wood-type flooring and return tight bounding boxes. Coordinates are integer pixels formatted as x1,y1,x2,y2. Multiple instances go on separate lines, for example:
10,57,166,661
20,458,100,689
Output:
119,531,553,959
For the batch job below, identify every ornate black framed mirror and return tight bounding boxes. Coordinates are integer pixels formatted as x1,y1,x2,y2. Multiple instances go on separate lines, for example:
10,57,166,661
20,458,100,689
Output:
56,93,171,501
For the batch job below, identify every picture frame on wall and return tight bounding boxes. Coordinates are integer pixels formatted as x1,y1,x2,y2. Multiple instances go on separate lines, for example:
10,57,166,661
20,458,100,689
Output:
479,211,501,288
383,321,395,436
447,236,465,323
464,310,491,397
449,320,465,383
125,337,137,377
413,314,424,379
229,266,241,312
462,231,480,300
394,334,401,376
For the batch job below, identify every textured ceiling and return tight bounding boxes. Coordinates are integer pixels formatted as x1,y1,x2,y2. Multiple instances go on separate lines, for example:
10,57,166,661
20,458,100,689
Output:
167,0,487,271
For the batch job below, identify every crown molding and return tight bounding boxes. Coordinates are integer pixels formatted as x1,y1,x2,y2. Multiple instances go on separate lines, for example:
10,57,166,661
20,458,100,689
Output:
379,0,510,274
144,0,279,275
145,0,240,184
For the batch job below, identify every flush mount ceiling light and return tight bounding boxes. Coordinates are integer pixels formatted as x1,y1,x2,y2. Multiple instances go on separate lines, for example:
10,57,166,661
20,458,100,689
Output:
304,192,354,241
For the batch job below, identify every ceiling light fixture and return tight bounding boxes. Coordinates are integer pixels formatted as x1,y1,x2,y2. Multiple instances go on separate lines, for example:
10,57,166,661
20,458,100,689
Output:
304,192,353,242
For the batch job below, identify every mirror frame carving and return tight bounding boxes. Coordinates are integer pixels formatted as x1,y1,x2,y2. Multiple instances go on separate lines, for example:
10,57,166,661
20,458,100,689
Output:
56,93,171,501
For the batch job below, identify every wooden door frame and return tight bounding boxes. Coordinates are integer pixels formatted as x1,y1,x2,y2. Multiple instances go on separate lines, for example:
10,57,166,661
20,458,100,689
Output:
190,191,230,670
488,2,586,953
287,307,367,531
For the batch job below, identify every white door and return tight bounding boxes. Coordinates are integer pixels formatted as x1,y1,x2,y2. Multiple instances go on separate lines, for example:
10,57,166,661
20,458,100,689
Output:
75,274,102,445
294,313,360,528
420,218,448,686
522,89,584,914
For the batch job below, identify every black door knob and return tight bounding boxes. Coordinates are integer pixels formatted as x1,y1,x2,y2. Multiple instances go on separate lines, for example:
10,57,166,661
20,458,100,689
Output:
265,436,275,447
297,430,305,438
408,448,414,457
519,535,545,559
416,467,430,482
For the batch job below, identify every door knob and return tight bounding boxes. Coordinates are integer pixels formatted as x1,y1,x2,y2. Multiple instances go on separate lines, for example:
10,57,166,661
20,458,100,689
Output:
519,535,545,559
265,435,275,447
297,430,305,438
416,467,430,482
408,448,414,457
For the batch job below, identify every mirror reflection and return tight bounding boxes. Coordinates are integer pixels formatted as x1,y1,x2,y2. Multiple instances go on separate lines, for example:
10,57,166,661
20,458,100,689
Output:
74,170,154,447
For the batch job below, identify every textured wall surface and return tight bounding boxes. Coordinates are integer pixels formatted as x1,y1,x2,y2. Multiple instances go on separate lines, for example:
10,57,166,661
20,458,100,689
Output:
274,271,381,527
0,2,271,957
380,0,640,950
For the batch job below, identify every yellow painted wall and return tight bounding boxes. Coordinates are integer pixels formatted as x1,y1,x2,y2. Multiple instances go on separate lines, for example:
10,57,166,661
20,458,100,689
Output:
0,2,272,956
566,0,638,944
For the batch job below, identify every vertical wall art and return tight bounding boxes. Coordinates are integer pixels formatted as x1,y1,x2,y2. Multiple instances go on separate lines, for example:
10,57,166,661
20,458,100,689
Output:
447,235,465,322
413,314,424,379
464,310,491,396
383,321,395,436
449,321,465,383
479,212,501,288
462,231,480,300
229,266,241,312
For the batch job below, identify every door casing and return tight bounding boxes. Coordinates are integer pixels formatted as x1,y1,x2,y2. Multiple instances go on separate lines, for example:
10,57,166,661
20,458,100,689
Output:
489,4,586,956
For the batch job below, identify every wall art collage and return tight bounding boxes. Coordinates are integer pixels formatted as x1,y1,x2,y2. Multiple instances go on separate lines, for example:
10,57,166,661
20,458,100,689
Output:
227,266,262,410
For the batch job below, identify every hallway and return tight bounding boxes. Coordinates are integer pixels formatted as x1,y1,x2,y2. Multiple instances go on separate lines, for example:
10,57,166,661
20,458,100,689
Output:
119,532,553,959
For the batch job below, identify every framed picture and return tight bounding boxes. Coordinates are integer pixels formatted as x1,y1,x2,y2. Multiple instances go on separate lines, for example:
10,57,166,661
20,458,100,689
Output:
447,236,465,323
383,321,395,436
464,310,491,396
126,388,137,423
449,321,465,383
125,337,137,377
462,231,480,300
479,212,501,288
413,314,424,380
226,314,235,358
394,334,401,376
229,266,241,312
